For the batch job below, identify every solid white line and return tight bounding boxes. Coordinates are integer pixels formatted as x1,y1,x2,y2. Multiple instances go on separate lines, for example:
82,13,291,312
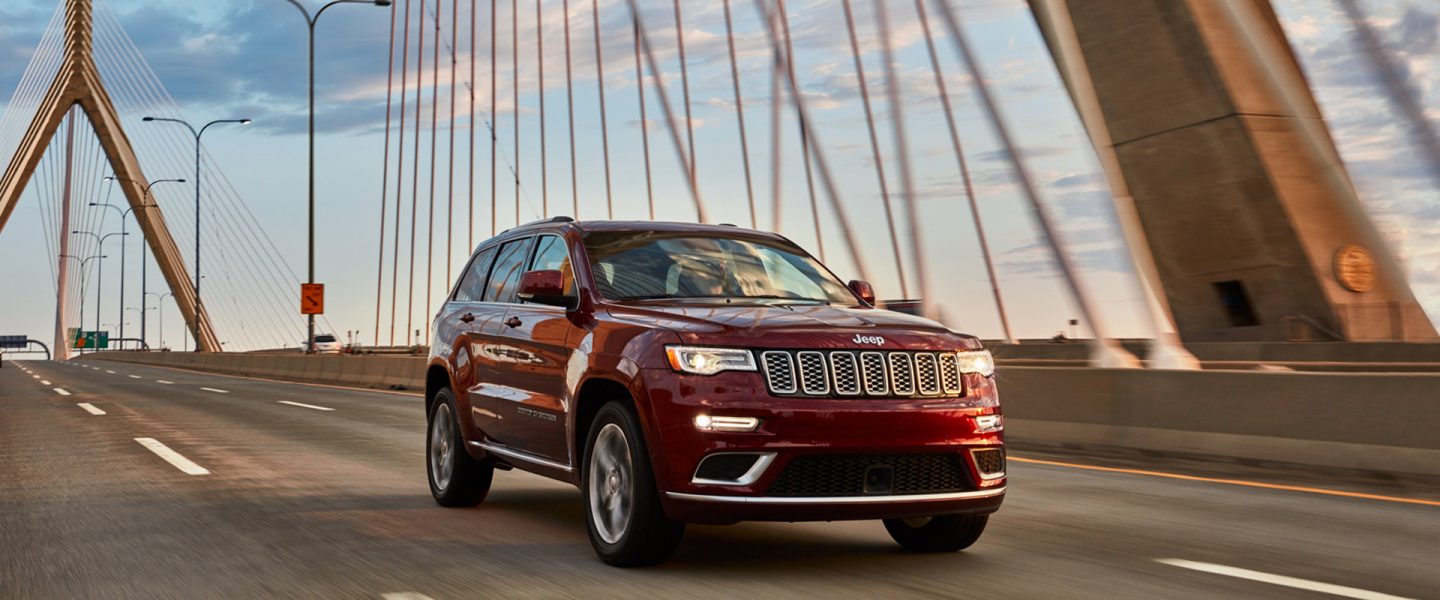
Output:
53,388,71,396
41,380,51,385
1156,559,1414,600
105,370,116,374
77,403,106,415
200,387,229,394
277,400,335,412
134,438,210,475
128,374,142,379
381,594,436,600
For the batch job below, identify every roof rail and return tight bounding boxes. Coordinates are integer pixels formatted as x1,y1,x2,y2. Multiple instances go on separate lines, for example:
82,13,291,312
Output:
502,215,575,234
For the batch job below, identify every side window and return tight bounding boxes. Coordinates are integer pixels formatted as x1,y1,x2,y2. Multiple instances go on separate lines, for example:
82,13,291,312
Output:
483,238,534,303
528,235,576,296
453,246,498,302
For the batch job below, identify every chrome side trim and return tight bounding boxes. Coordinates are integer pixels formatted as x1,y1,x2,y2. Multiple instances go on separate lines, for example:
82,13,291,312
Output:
469,440,573,473
691,452,777,487
665,487,1006,505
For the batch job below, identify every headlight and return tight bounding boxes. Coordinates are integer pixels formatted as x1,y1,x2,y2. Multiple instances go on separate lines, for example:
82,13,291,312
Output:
956,350,995,377
665,346,757,375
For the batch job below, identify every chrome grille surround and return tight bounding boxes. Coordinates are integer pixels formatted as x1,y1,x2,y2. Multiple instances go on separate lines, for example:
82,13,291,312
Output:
760,351,796,394
888,352,916,396
829,352,861,395
761,349,964,398
796,351,830,395
937,353,962,395
914,353,940,396
860,351,889,395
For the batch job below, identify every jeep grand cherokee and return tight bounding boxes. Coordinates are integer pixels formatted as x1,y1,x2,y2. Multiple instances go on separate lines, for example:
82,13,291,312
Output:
425,218,1005,566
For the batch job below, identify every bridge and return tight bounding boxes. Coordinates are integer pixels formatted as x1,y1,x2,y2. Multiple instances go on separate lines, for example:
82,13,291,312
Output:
1,1,1438,598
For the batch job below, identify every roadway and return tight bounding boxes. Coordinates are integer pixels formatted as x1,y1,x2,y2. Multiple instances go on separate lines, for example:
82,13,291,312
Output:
2,357,1437,599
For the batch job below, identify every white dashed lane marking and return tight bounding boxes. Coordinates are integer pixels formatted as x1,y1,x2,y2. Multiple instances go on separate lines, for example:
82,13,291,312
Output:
1155,559,1414,600
105,370,116,374
134,438,210,476
53,388,71,396
156,380,174,385
77,403,106,415
41,380,50,385
277,400,335,412
200,387,229,394
128,375,142,379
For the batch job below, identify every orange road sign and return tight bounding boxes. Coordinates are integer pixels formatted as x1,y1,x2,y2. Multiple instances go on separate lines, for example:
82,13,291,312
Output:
300,283,324,315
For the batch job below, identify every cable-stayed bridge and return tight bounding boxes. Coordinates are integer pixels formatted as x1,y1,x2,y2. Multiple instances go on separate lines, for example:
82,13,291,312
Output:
0,0,1437,362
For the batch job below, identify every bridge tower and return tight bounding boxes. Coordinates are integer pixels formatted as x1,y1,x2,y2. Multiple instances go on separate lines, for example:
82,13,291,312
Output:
1030,0,1437,342
0,0,221,357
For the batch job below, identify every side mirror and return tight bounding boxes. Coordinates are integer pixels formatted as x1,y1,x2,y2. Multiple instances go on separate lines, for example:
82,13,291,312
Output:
517,270,576,309
848,279,876,306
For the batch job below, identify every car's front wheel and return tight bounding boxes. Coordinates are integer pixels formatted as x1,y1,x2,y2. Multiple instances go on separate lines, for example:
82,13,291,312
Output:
883,515,988,552
582,401,684,567
427,387,493,507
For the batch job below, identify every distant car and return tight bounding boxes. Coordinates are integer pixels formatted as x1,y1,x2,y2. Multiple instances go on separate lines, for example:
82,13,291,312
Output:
308,334,342,354
425,219,1005,566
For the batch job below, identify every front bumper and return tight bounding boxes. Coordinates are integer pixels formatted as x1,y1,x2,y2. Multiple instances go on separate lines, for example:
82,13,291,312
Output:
641,368,1006,524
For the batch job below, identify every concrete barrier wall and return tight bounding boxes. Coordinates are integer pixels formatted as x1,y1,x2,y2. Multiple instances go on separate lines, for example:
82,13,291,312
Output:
91,352,426,391
999,366,1440,476
87,353,1440,476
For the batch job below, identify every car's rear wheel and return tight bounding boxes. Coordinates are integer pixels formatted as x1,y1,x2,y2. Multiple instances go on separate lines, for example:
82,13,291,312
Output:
582,401,684,567
427,387,493,507
883,515,988,552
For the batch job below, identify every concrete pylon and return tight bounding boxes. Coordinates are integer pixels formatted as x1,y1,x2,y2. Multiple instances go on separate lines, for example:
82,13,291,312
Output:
0,0,221,355
1028,0,1437,343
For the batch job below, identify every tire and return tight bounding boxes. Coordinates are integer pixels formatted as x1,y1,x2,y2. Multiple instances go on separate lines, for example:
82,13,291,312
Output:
582,401,685,567
427,387,494,507
883,515,988,552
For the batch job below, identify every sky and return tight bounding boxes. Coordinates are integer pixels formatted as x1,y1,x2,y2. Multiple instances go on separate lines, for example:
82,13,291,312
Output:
0,0,1436,352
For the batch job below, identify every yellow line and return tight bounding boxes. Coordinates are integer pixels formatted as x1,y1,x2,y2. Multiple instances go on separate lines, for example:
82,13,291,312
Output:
1009,456,1440,508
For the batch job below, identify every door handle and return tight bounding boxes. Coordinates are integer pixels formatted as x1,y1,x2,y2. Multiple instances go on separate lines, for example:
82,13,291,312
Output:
459,313,476,323
504,316,523,328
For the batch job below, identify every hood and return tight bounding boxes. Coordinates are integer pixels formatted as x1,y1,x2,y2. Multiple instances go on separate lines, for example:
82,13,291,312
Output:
606,302,980,352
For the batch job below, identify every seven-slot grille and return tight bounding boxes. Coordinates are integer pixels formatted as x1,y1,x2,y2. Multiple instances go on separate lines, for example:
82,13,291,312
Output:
760,350,963,398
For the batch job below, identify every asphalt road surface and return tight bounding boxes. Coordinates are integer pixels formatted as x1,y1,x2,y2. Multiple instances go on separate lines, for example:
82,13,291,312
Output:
2,357,1437,599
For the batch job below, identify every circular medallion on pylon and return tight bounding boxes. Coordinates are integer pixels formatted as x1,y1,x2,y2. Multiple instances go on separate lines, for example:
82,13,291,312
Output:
1333,244,1376,293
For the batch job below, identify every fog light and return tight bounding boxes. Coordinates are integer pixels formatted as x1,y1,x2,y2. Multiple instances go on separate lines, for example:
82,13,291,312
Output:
694,414,760,432
974,414,1004,433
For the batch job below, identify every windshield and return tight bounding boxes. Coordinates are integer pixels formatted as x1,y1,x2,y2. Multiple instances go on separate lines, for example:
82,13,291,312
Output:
314,335,337,343
583,231,859,306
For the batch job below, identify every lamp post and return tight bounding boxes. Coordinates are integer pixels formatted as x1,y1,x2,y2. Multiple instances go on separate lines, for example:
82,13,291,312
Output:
280,0,391,353
93,176,185,350
71,231,128,347
61,254,106,353
125,307,146,349
141,116,250,352
147,292,174,350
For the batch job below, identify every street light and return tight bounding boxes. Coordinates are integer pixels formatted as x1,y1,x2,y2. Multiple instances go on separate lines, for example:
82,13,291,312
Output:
147,292,174,350
280,0,391,353
60,253,106,353
93,176,185,349
71,230,128,345
142,116,250,352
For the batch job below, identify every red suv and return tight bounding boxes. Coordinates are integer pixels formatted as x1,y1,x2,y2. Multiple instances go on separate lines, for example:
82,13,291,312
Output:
425,218,1005,566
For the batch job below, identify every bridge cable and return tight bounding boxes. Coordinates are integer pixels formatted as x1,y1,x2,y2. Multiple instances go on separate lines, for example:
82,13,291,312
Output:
425,0,442,346
913,0,1013,341
626,0,708,222
591,0,614,219
563,0,579,219
407,0,427,346
672,0,697,194
631,9,655,219
748,0,869,282
722,0,758,229
775,0,822,257
536,0,548,217
841,0,908,298
875,1,928,313
930,0,1128,360
375,0,399,347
